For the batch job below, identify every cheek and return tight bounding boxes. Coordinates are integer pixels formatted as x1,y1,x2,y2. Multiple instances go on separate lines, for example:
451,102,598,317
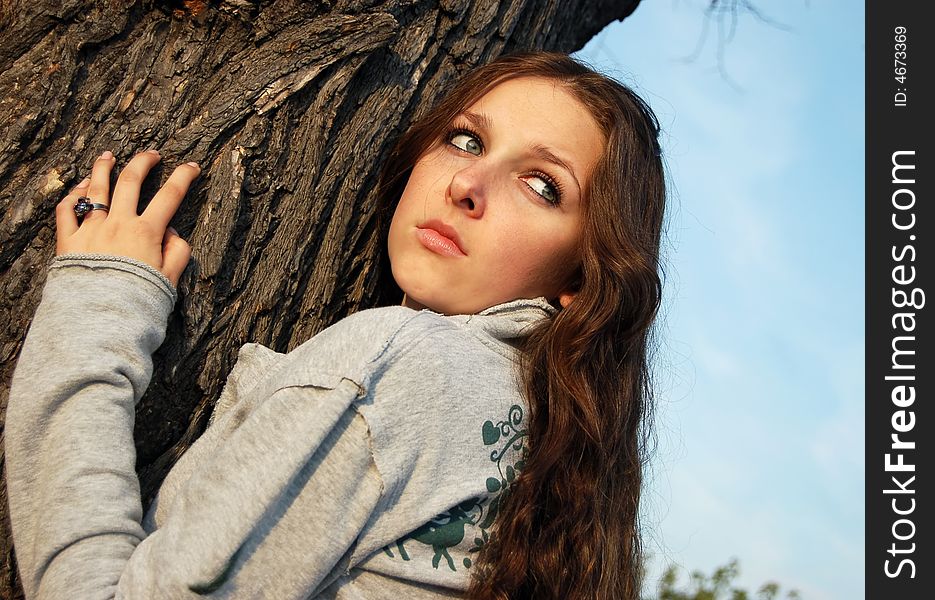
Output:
389,177,427,237
394,159,445,216
485,221,579,281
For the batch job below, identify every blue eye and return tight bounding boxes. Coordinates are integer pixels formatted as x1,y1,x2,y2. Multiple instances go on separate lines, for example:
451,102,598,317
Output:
522,171,563,206
526,176,559,204
448,129,483,156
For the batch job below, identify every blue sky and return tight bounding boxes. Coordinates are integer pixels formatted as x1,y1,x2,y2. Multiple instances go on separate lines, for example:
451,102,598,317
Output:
573,1,864,598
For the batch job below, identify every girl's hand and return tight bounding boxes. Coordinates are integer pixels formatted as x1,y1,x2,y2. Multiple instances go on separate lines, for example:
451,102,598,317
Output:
56,150,198,287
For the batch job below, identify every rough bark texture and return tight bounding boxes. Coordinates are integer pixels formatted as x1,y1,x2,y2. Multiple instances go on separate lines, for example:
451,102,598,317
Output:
0,0,639,595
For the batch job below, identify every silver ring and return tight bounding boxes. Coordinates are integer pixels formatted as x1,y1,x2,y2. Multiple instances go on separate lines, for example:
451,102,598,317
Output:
74,197,110,218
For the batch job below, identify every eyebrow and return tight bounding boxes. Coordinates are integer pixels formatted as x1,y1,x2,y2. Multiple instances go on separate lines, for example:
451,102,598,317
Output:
460,110,582,196
528,144,581,196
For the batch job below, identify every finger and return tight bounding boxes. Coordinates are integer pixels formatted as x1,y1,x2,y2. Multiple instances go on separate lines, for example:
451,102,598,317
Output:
85,150,117,221
111,150,162,218
143,162,200,231
55,177,91,244
161,227,192,287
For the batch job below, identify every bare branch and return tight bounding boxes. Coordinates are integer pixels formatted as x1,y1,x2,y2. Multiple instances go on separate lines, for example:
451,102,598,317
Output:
676,0,806,92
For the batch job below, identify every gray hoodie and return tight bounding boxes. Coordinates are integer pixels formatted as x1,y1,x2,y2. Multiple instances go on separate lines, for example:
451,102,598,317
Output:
5,254,556,599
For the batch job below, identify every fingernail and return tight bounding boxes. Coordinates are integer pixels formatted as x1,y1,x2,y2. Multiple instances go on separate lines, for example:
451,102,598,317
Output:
186,162,200,170
100,150,113,160
79,177,91,186
168,226,178,235
146,149,160,156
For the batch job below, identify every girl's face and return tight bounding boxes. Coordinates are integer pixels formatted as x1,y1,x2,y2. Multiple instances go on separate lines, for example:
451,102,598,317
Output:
387,76,605,315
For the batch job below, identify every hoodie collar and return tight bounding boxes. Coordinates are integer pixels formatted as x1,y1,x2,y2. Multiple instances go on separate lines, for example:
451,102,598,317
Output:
436,296,558,359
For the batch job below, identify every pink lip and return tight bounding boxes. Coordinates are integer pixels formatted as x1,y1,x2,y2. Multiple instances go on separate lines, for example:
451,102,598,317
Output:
416,219,467,257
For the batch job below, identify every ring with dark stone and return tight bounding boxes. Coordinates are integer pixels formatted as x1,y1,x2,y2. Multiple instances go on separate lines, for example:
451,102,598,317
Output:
74,197,109,218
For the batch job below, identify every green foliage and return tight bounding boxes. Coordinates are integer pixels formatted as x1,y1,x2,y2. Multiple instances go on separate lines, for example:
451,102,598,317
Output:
647,557,801,600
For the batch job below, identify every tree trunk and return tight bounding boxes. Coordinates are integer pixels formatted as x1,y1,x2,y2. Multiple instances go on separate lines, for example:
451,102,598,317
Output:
0,0,639,595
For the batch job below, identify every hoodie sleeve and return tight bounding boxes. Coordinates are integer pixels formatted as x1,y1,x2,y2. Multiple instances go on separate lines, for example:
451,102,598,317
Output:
4,254,176,599
4,255,385,599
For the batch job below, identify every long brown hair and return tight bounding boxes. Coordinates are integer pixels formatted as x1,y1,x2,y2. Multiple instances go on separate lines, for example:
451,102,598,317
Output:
374,51,667,599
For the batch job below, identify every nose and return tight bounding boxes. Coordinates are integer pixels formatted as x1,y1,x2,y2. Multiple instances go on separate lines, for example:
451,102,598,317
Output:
447,161,489,217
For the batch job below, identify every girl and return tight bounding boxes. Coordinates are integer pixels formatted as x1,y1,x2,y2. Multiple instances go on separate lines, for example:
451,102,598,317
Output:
5,51,666,599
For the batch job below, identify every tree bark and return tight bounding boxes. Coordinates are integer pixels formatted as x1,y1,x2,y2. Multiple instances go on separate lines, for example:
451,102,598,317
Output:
0,0,639,595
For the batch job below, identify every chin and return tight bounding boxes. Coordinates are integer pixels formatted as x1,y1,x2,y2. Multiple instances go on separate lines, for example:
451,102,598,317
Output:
391,267,436,313
401,288,462,316
402,292,446,314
